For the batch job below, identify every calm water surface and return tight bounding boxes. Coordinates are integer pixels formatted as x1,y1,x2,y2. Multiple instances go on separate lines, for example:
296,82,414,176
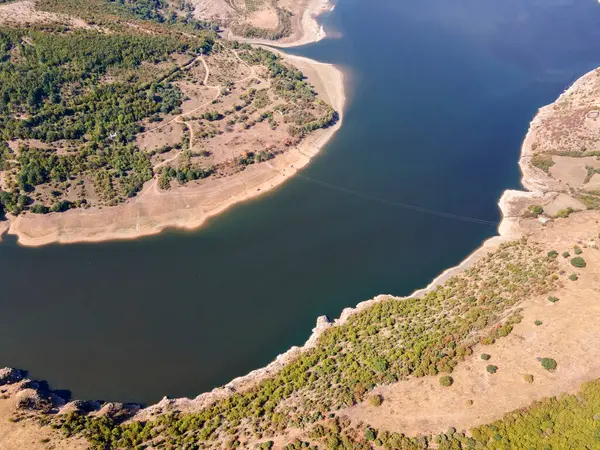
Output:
2,0,600,403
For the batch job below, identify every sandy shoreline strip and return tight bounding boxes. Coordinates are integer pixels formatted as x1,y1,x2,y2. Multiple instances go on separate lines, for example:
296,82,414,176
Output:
1,0,339,247
4,48,345,247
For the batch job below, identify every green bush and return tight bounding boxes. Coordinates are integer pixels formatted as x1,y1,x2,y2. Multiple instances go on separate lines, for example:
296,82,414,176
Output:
569,273,579,281
548,296,559,303
30,203,49,214
364,428,376,441
563,251,570,258
487,365,498,374
481,353,491,361
541,358,557,371
368,394,382,406
556,207,575,218
534,320,543,326
528,205,544,217
547,250,558,258
574,246,583,255
439,376,454,387
571,257,586,268
531,154,554,173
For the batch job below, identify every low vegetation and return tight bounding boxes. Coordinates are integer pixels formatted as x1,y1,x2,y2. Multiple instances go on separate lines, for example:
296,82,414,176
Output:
571,256,586,267
531,154,554,172
486,365,498,374
541,357,558,371
439,376,453,387
46,239,559,448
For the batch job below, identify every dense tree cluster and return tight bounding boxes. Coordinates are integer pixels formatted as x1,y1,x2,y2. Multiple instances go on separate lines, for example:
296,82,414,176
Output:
38,0,218,35
0,21,213,213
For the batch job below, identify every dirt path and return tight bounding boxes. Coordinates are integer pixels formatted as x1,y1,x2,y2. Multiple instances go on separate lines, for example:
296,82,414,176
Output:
161,49,270,163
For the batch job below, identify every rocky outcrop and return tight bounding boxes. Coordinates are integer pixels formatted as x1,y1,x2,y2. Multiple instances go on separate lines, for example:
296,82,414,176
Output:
0,368,25,386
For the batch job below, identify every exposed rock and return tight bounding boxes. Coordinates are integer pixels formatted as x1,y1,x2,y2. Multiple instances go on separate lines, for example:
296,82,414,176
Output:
59,400,102,415
16,388,47,411
0,367,25,386
94,402,140,420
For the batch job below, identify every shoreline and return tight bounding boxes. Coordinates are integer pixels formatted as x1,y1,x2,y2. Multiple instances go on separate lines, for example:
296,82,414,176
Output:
3,50,346,247
226,0,332,48
135,64,590,419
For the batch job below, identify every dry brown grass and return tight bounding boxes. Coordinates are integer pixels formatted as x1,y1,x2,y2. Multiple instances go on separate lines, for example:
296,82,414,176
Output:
342,210,600,436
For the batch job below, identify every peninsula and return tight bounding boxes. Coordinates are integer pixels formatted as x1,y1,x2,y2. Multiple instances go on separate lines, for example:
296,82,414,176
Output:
0,0,342,246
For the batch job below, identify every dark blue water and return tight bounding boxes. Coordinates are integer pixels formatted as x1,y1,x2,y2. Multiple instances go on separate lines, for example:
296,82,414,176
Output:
1,0,600,404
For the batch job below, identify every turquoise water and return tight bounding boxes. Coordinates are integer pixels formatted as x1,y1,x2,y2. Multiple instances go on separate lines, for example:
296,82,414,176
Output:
1,0,600,404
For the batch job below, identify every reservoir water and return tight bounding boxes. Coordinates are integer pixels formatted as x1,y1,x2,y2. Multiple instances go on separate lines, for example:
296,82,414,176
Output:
2,0,600,404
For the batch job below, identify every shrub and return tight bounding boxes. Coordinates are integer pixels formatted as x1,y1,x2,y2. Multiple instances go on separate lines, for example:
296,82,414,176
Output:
534,320,543,326
487,365,498,374
524,374,534,384
548,296,559,303
368,394,382,406
364,428,377,441
439,376,454,387
555,207,575,218
571,257,586,268
574,246,583,255
481,336,495,345
541,358,557,371
30,204,49,214
569,273,579,281
562,251,570,258
481,353,491,361
528,205,544,218
531,154,554,173
547,250,558,258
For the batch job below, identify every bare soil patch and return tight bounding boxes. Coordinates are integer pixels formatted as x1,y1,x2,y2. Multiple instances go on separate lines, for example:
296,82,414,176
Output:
0,0,91,28
248,8,279,29
0,384,86,450
549,155,600,187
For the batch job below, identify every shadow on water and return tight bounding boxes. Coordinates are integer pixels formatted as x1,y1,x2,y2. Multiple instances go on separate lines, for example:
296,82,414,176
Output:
2,0,600,403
